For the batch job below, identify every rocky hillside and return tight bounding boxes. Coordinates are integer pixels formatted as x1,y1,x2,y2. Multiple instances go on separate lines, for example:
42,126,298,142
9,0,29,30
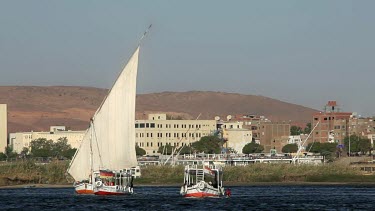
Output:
0,86,318,133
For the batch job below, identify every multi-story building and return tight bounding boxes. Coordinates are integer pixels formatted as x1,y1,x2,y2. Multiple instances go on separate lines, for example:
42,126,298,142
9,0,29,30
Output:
135,114,217,155
312,101,352,144
0,104,7,153
219,114,290,153
349,117,375,137
258,122,290,152
10,126,85,153
222,128,252,153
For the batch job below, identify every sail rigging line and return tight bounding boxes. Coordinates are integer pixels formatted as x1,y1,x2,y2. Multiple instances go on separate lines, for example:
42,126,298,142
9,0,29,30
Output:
138,24,152,46
292,121,320,164
91,120,104,169
164,113,202,165
94,24,152,116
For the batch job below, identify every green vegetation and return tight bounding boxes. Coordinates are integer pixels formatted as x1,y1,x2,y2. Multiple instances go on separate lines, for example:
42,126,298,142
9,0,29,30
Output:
191,136,223,154
290,123,312,135
242,141,264,153
0,146,17,161
177,145,193,155
29,138,76,159
136,146,146,156
304,123,312,134
0,160,70,186
1,161,375,186
306,142,338,161
282,144,298,153
290,126,303,135
343,134,371,155
0,138,76,162
137,163,375,184
223,163,374,183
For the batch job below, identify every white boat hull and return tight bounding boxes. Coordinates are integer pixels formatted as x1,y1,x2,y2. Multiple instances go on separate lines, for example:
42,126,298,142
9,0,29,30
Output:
180,181,224,198
95,184,133,195
74,183,94,194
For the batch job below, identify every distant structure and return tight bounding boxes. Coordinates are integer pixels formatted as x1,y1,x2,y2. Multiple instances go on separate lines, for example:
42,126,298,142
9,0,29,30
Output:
0,104,7,153
312,101,352,144
135,114,217,155
226,114,290,153
9,126,85,153
222,128,252,153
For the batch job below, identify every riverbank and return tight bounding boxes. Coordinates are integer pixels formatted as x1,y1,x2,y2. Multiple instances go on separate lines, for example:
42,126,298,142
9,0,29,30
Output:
1,161,375,188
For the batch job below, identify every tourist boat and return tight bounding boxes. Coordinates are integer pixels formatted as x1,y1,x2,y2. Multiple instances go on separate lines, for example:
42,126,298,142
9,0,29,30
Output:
67,26,151,195
180,163,225,198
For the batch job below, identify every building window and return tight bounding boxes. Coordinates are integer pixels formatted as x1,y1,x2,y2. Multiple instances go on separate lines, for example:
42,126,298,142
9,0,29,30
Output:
135,124,139,128
140,123,145,128
150,123,155,128
146,123,150,128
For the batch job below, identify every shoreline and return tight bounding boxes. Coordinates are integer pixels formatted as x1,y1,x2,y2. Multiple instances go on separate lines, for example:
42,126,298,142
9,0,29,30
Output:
2,181,375,189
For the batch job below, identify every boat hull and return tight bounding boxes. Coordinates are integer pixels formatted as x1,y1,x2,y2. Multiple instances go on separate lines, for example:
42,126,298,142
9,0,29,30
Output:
180,182,224,198
75,183,94,194
94,185,133,195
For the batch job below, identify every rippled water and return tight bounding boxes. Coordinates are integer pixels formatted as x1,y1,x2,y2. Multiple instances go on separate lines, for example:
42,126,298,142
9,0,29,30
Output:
1,185,375,210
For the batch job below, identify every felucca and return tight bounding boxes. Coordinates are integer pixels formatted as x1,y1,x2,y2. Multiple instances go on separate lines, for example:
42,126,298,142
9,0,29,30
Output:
67,26,150,195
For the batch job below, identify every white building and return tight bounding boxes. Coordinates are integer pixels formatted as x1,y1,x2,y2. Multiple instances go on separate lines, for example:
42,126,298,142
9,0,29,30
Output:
368,134,375,146
222,128,252,154
287,135,302,145
135,114,217,155
0,104,7,153
10,126,85,153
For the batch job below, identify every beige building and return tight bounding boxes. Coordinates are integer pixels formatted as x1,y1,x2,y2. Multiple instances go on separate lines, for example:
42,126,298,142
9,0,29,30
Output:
135,114,217,155
10,126,85,153
0,104,7,153
222,128,252,153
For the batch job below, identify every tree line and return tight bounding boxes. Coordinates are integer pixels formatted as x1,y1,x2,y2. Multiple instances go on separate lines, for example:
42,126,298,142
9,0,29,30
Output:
136,133,373,158
0,137,76,161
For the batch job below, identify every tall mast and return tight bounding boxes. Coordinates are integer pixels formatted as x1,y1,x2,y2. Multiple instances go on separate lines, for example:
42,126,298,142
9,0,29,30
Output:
89,119,94,184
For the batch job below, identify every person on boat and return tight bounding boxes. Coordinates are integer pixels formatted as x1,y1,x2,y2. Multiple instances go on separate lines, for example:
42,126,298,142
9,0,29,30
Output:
225,188,231,197
130,176,134,188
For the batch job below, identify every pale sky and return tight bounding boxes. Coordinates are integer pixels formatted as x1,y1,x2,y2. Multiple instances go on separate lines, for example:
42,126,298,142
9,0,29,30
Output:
0,1,374,116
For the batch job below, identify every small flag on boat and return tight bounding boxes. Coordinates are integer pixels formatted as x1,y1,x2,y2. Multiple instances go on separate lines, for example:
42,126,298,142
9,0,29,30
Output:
100,170,114,178
204,166,215,176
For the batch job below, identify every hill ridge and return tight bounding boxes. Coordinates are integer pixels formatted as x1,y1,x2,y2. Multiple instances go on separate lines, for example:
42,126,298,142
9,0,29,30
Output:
0,86,318,133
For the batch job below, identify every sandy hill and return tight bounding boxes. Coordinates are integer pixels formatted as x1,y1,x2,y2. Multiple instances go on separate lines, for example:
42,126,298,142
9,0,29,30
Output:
0,86,318,133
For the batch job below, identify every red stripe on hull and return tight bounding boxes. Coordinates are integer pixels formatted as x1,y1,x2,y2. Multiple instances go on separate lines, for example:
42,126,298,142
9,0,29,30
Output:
94,191,128,196
184,192,218,198
76,189,94,194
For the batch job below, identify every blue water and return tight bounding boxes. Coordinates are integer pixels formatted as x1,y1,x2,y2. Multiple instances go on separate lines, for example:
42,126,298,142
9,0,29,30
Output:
1,185,375,210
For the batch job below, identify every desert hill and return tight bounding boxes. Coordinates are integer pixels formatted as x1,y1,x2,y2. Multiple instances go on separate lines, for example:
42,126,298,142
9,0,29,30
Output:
0,86,318,133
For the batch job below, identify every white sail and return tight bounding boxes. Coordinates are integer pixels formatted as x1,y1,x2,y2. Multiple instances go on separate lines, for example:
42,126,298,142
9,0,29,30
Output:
67,128,91,181
68,47,140,181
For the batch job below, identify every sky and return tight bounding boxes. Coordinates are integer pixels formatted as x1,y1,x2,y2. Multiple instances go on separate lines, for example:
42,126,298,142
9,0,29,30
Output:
0,1,374,116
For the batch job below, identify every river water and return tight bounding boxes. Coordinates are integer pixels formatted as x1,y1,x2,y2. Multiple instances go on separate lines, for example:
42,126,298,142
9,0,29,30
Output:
1,185,375,210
